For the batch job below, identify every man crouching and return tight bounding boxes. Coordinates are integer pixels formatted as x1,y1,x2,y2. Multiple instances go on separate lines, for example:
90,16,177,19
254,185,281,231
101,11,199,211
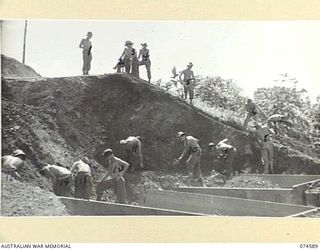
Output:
209,139,237,179
2,149,26,180
96,149,129,204
40,164,72,197
71,158,92,199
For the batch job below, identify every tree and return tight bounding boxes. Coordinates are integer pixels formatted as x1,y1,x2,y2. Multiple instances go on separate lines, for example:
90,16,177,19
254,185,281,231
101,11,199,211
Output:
254,75,313,142
310,96,320,133
195,76,246,112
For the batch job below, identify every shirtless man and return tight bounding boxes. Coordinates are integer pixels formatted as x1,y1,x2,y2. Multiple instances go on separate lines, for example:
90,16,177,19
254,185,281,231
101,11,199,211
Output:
179,62,195,105
138,43,151,82
120,136,144,172
209,139,238,178
174,131,204,186
1,149,26,180
70,158,92,199
96,149,129,203
40,164,72,197
243,99,267,130
267,114,293,135
252,122,274,174
120,40,139,77
79,32,93,75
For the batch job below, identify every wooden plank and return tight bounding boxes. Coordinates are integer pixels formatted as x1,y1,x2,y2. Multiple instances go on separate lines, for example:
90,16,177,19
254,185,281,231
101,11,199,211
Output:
288,208,320,218
60,197,205,216
174,187,293,204
292,179,320,205
240,174,320,188
145,190,314,217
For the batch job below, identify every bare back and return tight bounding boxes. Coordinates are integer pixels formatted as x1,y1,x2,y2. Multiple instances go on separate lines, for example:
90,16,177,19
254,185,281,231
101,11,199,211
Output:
180,69,194,81
71,160,91,174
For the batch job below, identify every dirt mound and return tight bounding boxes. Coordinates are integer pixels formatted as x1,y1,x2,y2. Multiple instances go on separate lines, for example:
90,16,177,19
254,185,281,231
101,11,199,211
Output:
1,176,69,216
223,176,279,188
141,171,197,189
1,54,41,77
1,64,320,208
2,73,319,177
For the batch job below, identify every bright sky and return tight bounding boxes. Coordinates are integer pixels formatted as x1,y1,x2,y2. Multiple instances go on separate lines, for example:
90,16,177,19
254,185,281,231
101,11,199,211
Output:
2,20,320,102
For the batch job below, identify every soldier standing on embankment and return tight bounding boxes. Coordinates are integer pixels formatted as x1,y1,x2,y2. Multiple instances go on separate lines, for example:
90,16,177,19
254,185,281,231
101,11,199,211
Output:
79,32,93,75
174,132,205,186
2,149,26,180
243,99,267,130
209,139,238,178
96,149,129,204
179,63,196,105
252,122,274,174
70,158,92,199
120,136,144,172
40,164,72,197
138,43,151,82
120,41,139,77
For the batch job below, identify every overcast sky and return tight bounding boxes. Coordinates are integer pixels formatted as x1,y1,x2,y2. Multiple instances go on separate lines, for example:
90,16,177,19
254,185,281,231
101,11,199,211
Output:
2,20,320,102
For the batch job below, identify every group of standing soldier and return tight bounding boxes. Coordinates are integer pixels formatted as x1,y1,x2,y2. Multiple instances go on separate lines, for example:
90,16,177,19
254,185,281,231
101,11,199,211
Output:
79,31,199,105
79,32,151,82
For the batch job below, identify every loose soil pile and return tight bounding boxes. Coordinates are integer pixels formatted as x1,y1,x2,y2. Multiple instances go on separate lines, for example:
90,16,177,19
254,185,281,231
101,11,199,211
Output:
1,176,69,216
1,55,41,77
223,176,279,188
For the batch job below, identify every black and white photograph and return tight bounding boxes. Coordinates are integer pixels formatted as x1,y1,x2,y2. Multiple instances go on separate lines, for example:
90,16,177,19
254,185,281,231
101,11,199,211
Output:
1,19,320,218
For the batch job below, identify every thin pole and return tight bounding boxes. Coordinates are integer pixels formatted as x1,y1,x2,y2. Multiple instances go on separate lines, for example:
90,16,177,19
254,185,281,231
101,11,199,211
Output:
22,20,28,64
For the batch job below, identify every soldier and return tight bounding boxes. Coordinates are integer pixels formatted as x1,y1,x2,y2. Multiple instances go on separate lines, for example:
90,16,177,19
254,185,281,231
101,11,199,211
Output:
70,158,92,199
209,139,238,178
179,62,196,105
174,132,204,186
120,40,138,77
79,32,93,75
252,122,274,174
267,114,293,135
40,164,72,197
1,149,26,180
113,58,125,73
120,136,144,172
138,43,151,82
243,99,267,130
96,149,129,203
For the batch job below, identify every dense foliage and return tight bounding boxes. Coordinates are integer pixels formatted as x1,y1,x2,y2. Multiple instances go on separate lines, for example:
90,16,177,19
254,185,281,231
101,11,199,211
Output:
195,76,247,112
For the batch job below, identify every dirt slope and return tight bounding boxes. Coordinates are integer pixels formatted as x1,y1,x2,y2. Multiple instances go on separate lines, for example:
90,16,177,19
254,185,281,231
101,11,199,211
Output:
1,54,41,77
2,73,319,180
1,176,69,216
1,57,320,206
